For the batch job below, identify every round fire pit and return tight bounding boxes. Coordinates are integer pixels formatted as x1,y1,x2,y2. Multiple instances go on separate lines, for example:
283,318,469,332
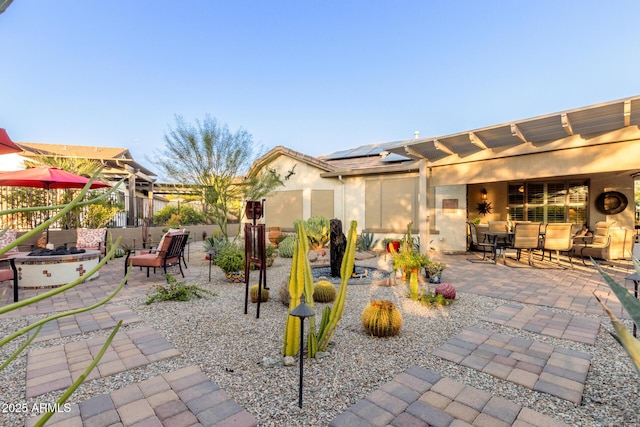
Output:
13,249,101,288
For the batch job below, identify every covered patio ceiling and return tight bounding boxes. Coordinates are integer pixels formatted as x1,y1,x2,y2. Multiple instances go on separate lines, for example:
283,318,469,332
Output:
386,96,640,163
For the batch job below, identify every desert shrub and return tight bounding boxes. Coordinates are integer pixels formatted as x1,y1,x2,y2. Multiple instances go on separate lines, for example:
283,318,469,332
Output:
154,205,205,225
215,243,245,273
145,274,215,304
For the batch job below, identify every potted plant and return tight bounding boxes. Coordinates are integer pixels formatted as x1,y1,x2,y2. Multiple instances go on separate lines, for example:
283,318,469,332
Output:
424,259,446,284
392,249,428,281
390,222,427,281
215,243,245,282
382,237,401,253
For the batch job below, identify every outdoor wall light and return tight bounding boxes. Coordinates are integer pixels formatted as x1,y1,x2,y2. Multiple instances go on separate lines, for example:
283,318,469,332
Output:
481,188,488,200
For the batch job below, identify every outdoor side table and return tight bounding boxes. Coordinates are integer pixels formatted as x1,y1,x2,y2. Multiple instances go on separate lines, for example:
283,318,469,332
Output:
625,272,640,337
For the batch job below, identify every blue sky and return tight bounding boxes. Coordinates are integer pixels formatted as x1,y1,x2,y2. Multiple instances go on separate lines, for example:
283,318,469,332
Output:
2,1,640,171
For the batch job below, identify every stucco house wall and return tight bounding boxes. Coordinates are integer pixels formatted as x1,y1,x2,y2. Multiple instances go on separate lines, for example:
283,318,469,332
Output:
261,153,344,230
250,98,640,258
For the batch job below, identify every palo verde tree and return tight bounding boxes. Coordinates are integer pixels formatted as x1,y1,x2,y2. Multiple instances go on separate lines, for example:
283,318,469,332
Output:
152,115,282,241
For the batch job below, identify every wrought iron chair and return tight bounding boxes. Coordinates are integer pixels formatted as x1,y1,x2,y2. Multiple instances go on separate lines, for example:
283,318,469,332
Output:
124,231,190,280
467,222,493,260
0,257,18,302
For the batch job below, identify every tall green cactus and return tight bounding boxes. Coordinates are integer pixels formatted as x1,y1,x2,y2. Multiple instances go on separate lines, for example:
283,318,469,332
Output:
315,220,357,354
282,221,315,356
283,219,357,358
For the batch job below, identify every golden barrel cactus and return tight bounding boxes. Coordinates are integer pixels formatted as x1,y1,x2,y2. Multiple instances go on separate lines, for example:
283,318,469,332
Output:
313,280,336,303
361,300,402,337
250,284,269,303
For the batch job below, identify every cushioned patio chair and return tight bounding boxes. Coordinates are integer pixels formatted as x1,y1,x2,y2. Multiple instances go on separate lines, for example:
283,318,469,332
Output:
124,231,190,281
578,221,614,265
76,228,108,259
0,257,18,302
0,228,32,256
541,223,574,268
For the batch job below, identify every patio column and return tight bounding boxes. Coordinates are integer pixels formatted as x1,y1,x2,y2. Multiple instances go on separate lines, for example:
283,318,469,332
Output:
127,167,136,227
418,159,430,255
147,181,154,224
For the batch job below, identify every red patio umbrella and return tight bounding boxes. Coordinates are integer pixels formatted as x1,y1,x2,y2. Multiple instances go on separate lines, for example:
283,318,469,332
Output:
0,167,110,243
0,166,110,190
0,128,23,154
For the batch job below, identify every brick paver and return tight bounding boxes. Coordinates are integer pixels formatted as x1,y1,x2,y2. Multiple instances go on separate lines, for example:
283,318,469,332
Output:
330,366,569,427
433,326,591,404
482,303,601,345
26,327,180,398
6,252,636,425
26,365,258,427
28,304,141,342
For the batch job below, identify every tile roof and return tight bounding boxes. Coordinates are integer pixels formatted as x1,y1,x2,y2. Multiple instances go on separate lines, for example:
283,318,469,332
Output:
17,143,131,160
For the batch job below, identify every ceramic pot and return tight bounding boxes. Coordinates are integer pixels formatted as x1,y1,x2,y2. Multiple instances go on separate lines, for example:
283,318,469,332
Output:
268,227,282,247
226,271,245,283
386,241,400,253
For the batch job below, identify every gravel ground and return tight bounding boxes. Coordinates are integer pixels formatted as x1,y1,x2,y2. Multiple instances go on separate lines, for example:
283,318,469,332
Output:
2,251,640,426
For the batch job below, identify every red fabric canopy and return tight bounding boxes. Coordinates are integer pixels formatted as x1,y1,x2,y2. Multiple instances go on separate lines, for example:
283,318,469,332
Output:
0,128,22,154
0,166,110,189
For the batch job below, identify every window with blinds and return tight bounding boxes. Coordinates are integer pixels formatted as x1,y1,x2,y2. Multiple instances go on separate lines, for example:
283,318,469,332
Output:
507,181,588,224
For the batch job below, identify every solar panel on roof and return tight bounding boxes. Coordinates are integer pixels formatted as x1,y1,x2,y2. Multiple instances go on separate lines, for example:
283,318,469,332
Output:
381,153,410,163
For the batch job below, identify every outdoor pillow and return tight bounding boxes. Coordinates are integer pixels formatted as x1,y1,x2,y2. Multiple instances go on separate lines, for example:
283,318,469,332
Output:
155,228,186,258
77,228,106,249
0,229,18,254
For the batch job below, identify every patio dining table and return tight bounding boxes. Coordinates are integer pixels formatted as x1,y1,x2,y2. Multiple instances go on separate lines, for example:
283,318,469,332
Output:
485,231,514,264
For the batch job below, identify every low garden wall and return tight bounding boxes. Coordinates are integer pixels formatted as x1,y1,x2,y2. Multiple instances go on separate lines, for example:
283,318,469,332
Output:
15,224,237,251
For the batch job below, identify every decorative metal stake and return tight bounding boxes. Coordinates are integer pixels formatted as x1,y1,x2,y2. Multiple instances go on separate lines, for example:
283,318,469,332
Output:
289,300,315,408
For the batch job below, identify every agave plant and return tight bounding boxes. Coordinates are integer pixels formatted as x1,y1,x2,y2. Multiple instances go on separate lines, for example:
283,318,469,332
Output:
592,257,640,375
304,216,329,250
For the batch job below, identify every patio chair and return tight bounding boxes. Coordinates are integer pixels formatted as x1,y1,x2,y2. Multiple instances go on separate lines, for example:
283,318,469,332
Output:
541,223,574,268
578,221,614,265
75,228,108,260
467,222,493,260
124,231,190,281
0,228,32,256
488,221,509,233
508,222,542,265
0,257,18,302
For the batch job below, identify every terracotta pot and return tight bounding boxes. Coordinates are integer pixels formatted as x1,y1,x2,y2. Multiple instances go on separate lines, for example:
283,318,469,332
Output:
268,227,282,248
